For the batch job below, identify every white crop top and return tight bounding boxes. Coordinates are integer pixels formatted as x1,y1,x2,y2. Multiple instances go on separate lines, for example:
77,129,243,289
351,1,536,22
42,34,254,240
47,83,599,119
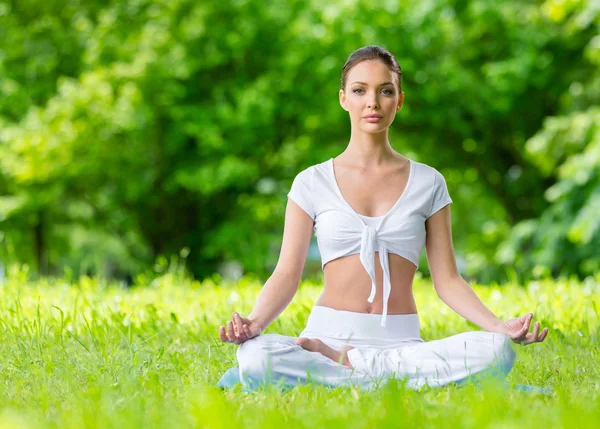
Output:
287,157,453,327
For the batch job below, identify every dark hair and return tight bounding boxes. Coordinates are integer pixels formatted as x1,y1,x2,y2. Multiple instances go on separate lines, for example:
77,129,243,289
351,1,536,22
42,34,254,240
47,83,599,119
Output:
340,45,403,93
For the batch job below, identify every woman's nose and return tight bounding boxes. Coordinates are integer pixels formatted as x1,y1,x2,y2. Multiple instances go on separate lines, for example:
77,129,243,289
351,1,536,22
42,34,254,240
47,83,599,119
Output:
367,94,379,108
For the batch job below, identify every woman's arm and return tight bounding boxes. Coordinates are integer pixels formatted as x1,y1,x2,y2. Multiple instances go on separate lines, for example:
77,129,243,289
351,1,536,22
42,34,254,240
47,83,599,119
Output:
436,279,548,345
425,205,548,344
434,275,506,332
425,205,506,331
219,197,314,343
248,198,314,329
247,269,302,330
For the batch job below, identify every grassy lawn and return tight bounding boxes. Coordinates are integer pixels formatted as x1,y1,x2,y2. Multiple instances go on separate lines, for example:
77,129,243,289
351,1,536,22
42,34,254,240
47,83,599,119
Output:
0,270,598,428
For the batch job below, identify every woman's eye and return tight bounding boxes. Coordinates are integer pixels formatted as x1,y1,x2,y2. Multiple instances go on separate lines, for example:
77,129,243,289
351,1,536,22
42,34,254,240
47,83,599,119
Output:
352,88,394,95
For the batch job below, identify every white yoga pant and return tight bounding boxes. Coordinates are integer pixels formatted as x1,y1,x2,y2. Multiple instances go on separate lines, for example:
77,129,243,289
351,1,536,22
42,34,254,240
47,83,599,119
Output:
236,306,517,391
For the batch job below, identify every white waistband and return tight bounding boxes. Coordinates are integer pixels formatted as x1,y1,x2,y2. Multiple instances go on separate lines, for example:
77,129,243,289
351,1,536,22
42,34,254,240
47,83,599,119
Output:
300,305,422,341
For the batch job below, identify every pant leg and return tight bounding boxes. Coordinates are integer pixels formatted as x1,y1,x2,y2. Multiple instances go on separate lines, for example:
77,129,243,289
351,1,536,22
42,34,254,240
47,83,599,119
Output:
236,333,372,390
347,331,517,389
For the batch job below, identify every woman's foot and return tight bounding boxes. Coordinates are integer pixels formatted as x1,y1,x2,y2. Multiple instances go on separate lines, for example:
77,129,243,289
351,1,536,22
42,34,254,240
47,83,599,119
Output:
295,337,355,369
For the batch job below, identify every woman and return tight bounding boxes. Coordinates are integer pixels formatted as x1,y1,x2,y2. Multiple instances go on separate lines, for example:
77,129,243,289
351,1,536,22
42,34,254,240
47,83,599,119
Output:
218,45,548,391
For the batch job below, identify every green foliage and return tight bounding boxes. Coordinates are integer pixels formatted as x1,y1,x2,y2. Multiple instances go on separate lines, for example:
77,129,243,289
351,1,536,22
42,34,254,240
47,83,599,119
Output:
0,0,598,282
0,273,598,428
498,1,600,280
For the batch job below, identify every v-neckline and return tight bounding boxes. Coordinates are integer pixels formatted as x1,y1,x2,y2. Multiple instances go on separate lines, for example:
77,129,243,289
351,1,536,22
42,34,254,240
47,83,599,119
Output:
328,157,415,229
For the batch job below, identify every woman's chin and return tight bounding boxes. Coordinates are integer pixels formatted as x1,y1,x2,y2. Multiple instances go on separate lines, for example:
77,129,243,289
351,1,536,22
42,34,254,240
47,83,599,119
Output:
359,124,388,133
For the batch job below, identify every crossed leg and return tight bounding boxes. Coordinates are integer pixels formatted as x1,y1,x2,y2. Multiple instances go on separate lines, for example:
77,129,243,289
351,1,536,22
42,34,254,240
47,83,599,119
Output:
298,331,517,389
236,334,366,389
237,331,517,390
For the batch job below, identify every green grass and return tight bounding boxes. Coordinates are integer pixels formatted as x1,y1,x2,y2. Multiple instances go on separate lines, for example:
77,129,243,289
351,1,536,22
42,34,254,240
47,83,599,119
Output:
0,270,598,428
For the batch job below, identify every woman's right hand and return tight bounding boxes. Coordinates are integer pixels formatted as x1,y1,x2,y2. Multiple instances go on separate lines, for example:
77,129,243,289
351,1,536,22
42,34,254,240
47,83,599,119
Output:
218,312,263,345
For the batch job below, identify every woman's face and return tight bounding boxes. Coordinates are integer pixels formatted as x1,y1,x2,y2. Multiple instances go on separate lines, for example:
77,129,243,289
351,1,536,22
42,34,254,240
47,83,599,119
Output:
339,60,404,132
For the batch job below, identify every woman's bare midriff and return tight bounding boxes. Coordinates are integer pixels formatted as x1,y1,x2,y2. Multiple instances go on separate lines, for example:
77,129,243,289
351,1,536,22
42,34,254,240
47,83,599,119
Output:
315,252,418,315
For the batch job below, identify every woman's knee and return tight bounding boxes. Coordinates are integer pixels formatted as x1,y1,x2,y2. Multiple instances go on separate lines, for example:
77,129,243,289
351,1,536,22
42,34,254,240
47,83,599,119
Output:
489,332,516,373
458,331,516,374
236,334,292,381
237,335,270,380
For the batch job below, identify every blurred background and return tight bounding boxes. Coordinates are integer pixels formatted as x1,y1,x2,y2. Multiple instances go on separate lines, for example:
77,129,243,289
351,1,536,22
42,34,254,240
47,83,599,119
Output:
0,0,598,286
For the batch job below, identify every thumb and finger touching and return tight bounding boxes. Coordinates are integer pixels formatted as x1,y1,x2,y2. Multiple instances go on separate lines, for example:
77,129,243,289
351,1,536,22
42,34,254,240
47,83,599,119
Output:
218,312,261,344
509,313,549,345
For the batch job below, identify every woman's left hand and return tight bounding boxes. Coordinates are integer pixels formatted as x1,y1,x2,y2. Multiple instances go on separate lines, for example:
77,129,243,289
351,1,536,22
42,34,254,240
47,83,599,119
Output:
500,313,549,346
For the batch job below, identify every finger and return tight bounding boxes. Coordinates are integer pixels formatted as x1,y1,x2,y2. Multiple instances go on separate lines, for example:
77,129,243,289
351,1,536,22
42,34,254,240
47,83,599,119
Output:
233,313,245,338
226,321,236,342
538,327,549,342
244,323,256,339
233,317,249,342
530,321,541,342
230,313,239,337
523,322,540,346
234,326,248,342
510,336,523,345
516,329,528,344
219,326,228,342
229,320,242,342
523,313,534,332
221,324,232,343
235,323,249,342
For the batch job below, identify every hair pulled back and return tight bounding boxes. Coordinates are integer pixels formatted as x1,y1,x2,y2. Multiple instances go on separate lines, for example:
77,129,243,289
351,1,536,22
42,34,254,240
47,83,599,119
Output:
340,45,403,93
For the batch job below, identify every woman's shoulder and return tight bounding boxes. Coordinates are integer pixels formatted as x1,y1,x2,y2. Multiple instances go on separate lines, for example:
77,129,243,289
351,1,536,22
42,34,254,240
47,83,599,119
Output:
410,159,448,181
411,158,436,171
291,158,331,181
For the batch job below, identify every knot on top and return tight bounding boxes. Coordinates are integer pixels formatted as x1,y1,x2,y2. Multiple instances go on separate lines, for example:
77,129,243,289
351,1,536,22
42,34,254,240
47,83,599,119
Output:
360,225,378,248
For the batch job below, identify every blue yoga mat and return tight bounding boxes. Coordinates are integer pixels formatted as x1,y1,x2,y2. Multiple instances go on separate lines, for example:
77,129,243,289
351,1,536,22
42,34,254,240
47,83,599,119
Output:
216,366,554,395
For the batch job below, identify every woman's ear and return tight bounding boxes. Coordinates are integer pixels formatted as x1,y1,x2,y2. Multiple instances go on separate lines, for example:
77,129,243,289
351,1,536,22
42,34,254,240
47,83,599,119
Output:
339,89,348,112
397,91,405,110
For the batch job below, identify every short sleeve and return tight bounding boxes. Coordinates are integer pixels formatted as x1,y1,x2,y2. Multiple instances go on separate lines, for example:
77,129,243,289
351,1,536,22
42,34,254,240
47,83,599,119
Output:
427,169,453,219
287,167,315,220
